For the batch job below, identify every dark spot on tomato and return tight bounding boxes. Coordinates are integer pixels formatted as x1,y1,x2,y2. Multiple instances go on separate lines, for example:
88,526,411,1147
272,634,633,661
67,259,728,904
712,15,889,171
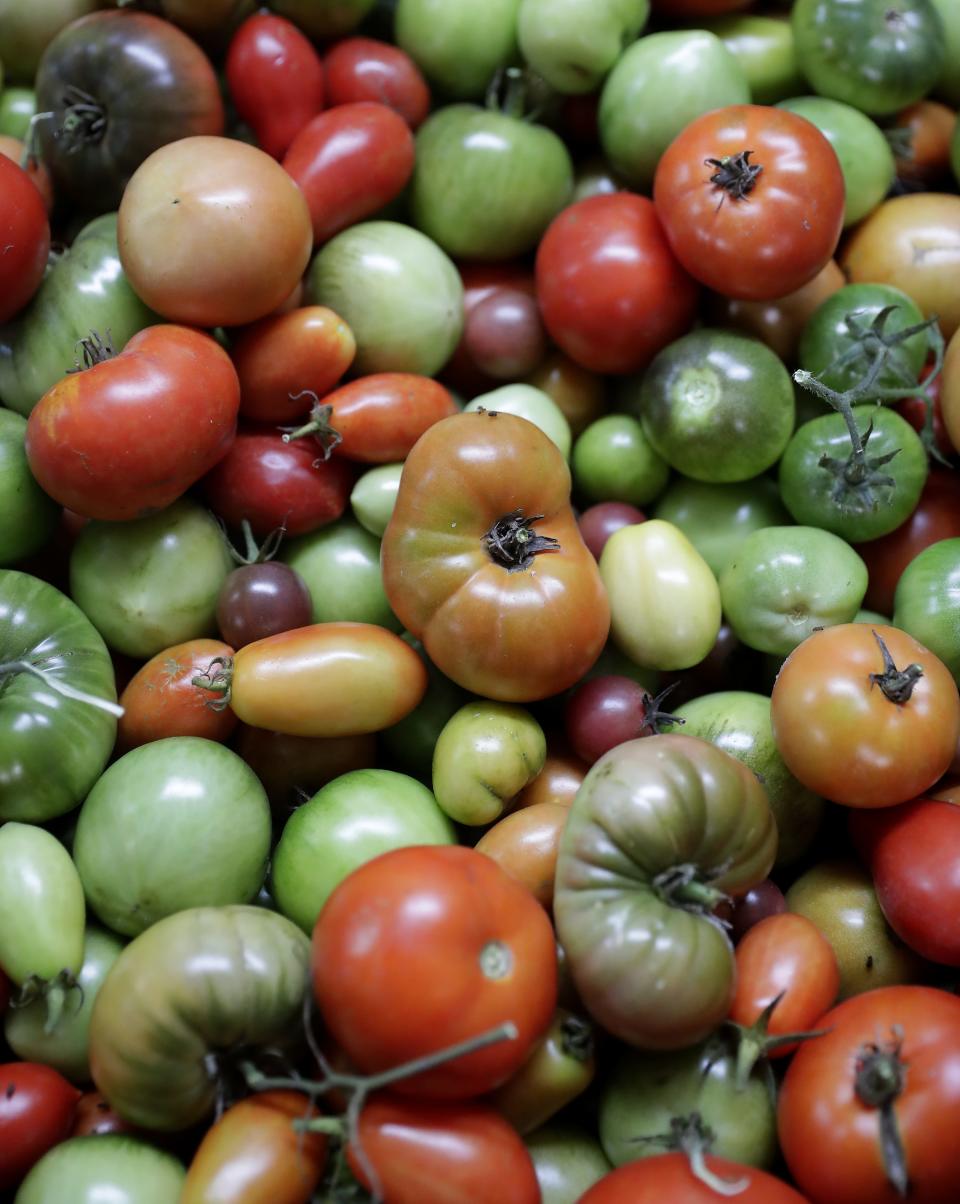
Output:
866,955,875,970
5,1082,14,1098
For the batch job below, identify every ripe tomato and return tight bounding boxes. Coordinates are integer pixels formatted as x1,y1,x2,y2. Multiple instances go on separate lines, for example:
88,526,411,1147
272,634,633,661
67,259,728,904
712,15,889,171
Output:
535,192,698,375
70,1093,137,1138
513,751,588,810
0,136,54,212
654,104,845,301
771,624,960,808
311,845,557,1098
778,986,960,1204
0,154,50,322
580,1153,811,1203
25,325,240,522
474,801,569,909
0,1062,81,1192
226,12,325,159
324,36,430,128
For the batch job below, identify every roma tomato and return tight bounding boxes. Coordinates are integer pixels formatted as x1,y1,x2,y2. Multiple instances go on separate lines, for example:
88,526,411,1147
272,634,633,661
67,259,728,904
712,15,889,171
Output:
26,326,239,523
311,845,557,1098
580,1154,811,1203
324,36,430,127
381,410,610,702
283,102,415,245
0,1062,80,1192
226,12,324,159
779,986,960,1204
772,624,960,808
0,155,49,323
475,802,569,910
535,193,699,375
653,104,845,301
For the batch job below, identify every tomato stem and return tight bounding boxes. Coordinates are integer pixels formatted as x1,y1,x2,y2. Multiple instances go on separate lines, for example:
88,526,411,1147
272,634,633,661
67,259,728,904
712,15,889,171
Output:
728,993,830,1092
483,508,561,572
0,660,124,717
191,656,235,711
57,83,106,148
868,630,924,705
854,1027,910,1198
559,1013,595,1063
653,863,730,915
641,681,686,735
630,1113,749,1197
223,518,286,566
279,390,342,460
705,150,762,205
9,969,84,1035
66,330,116,375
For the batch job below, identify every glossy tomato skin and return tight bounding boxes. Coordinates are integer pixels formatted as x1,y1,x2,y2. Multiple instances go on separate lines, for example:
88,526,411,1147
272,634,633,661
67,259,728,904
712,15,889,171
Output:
283,102,415,245
779,986,960,1204
381,409,610,703
771,624,960,808
0,1062,81,1192
201,425,354,538
311,845,557,1098
217,562,313,648
324,36,430,127
581,1153,811,1203
70,1092,137,1138
654,104,845,301
942,326,960,451
26,325,240,522
474,801,569,910
0,155,49,323
226,12,324,159
536,193,698,375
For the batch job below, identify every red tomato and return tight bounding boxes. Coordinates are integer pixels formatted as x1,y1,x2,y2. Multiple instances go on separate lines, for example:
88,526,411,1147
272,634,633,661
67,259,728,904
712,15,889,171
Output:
778,986,960,1204
117,638,238,752
729,913,840,1055
580,1153,811,1203
324,36,430,128
0,1063,81,1192
653,105,845,301
311,845,557,1098
348,1095,540,1204
70,1092,137,1138
25,325,240,522
231,306,356,425
201,424,354,537
535,193,698,374
226,12,325,159
0,154,50,322
282,102,415,245
0,136,54,213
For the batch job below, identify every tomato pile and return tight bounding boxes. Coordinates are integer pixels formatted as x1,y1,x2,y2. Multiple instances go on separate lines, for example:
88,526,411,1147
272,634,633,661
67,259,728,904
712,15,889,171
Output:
2,0,960,1201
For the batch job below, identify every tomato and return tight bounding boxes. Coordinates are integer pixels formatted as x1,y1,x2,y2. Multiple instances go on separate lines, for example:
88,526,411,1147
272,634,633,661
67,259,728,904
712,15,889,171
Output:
70,1093,137,1138
381,410,610,702
311,845,557,1098
527,350,608,438
324,36,430,127
0,135,52,211
395,0,520,100
464,384,571,458
730,880,787,941
281,516,399,629
217,560,313,648
555,734,777,1050
230,306,356,426
475,802,569,910
226,12,324,160
283,102,415,245
514,751,588,811
772,624,960,808
580,1154,811,1203
14,1134,186,1203
26,326,239,522
350,462,403,536
518,0,650,96
942,325,960,451
491,1008,595,1134
526,1126,612,1204
118,136,313,329
349,1094,541,1204
0,1062,81,1192
564,675,679,765
653,104,845,301
779,986,960,1204
572,415,668,507
0,155,49,323
181,1091,327,1204
893,537,960,680
893,100,957,189
0,410,58,567
577,502,647,560
535,193,699,375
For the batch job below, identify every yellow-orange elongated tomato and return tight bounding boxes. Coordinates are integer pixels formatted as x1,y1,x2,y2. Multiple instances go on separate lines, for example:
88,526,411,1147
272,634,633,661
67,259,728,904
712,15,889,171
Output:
227,622,427,737
118,136,313,328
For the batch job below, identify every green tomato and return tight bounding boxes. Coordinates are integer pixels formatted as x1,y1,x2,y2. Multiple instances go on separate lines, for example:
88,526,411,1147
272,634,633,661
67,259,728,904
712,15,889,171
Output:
379,636,470,781
855,607,890,625
671,691,823,867
931,0,960,105
599,31,749,191
0,822,84,993
892,537,960,681
526,1126,612,1204
572,414,669,507
73,738,271,937
15,1136,185,1204
350,462,403,537
599,520,721,672
466,384,571,458
797,283,929,401
0,409,59,565
281,515,399,629
571,156,626,203
5,924,124,1082
702,14,803,105
272,768,456,933
777,96,895,227
432,700,546,825
0,213,157,416
0,0,101,84
69,499,232,659
306,221,464,377
0,86,36,138
396,0,521,99
598,1034,776,1169
630,329,795,484
411,105,573,260
719,525,868,656
791,0,945,117
270,0,375,36
778,405,928,542
652,475,790,578
517,0,650,95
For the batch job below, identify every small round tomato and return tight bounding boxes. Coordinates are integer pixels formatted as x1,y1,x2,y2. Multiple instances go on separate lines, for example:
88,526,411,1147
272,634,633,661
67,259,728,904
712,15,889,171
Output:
513,751,588,810
0,1062,81,1192
0,136,50,322
653,104,845,301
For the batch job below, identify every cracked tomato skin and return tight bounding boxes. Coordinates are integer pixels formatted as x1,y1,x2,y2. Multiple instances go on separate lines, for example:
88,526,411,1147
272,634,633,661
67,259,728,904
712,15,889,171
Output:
580,1152,811,1203
653,104,845,301
778,986,960,1204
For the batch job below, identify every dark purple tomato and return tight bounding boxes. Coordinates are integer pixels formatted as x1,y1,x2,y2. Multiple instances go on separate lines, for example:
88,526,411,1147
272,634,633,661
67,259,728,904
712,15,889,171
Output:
216,561,313,648
577,502,646,560
730,879,787,942
463,287,548,381
564,674,680,764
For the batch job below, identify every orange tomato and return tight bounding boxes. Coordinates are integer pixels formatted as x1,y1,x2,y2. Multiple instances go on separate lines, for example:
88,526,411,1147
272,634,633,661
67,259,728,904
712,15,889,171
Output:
475,802,569,909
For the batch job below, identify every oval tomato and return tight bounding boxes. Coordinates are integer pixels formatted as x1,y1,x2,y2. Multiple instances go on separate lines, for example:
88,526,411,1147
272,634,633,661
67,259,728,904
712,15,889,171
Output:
654,103,845,301
0,154,49,322
0,1062,80,1192
324,36,430,128
474,802,569,910
580,1153,811,1203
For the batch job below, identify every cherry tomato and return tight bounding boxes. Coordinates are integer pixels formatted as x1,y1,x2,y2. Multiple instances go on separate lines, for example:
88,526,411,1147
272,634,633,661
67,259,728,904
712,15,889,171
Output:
578,503,647,560
324,36,430,128
564,675,677,763
0,1062,81,1192
729,880,787,942
443,263,537,398
217,562,313,649
0,154,49,322
462,288,548,382
474,801,569,909
893,100,957,189
654,104,845,301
